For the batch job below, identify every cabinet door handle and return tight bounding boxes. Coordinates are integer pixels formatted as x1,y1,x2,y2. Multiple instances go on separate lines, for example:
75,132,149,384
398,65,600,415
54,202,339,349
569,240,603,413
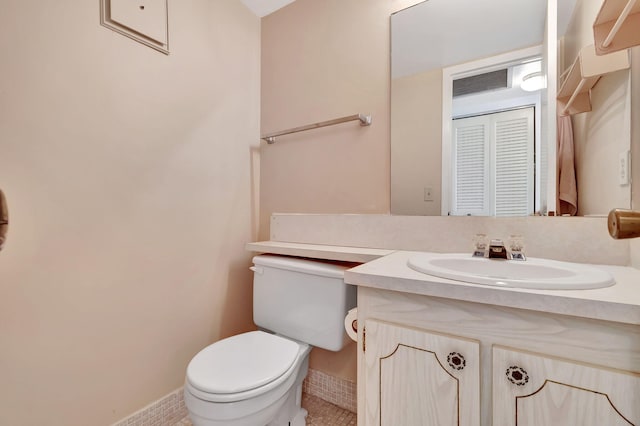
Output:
447,352,466,370
506,366,530,386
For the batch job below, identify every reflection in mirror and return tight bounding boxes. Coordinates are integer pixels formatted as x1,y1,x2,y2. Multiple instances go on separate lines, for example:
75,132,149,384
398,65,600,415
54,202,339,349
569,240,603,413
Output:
559,0,633,216
444,48,544,217
0,189,8,251
390,0,632,217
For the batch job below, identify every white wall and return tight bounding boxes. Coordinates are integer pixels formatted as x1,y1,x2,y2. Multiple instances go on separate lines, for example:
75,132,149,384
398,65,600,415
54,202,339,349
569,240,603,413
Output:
0,1,260,424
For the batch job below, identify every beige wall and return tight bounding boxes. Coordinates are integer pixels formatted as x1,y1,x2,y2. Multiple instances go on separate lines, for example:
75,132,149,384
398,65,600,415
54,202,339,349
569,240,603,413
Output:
259,0,419,380
261,0,422,382
562,0,632,215
0,1,260,425
391,69,443,216
259,0,426,241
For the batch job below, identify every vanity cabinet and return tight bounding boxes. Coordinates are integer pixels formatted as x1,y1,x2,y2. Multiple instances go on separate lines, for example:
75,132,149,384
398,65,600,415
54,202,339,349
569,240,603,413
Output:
356,287,640,426
362,319,480,426
493,346,639,425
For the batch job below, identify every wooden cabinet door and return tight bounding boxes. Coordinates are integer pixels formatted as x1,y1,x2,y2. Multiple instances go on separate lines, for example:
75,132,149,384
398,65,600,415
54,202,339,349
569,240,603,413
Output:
360,319,480,426
493,345,640,425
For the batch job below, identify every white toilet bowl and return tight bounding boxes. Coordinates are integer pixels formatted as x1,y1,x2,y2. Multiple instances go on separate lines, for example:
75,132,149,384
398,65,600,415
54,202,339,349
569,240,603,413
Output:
184,331,311,426
184,255,356,426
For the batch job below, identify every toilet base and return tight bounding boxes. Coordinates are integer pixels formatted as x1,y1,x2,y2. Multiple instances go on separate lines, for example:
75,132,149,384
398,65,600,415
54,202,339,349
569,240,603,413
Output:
267,380,307,426
270,406,306,426
289,407,308,426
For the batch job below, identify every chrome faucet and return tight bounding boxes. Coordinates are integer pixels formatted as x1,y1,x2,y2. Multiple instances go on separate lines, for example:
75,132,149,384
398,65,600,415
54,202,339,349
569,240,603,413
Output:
472,234,526,261
488,239,508,259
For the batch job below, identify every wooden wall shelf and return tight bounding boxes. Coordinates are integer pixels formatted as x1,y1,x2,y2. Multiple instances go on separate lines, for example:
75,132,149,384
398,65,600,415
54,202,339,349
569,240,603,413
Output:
593,0,640,55
557,44,630,115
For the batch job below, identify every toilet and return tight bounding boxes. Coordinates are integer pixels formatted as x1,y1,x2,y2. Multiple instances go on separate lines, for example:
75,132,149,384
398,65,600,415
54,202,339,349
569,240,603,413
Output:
184,255,357,426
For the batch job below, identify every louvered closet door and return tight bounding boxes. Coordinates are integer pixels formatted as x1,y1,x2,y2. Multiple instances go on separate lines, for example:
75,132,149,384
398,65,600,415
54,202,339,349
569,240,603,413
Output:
493,108,534,216
452,107,534,216
451,116,490,216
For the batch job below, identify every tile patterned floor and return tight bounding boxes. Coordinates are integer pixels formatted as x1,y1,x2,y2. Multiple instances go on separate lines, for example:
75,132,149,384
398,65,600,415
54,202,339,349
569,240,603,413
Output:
175,393,356,425
174,417,192,426
303,393,357,425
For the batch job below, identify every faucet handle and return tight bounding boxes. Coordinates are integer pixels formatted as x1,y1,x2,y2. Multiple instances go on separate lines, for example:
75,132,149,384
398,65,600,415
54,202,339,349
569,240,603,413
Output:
474,233,488,249
508,234,524,251
508,234,526,260
472,233,488,257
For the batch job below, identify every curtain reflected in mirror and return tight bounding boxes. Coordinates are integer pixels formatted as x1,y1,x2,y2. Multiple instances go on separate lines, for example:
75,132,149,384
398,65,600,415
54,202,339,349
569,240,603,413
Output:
0,189,8,251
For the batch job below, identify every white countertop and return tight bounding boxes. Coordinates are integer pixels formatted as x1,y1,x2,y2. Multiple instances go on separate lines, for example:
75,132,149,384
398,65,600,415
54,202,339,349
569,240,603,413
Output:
246,241,394,263
344,251,640,326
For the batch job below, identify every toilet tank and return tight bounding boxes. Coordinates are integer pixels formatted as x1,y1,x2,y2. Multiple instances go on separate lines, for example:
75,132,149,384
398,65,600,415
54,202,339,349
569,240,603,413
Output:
252,255,357,352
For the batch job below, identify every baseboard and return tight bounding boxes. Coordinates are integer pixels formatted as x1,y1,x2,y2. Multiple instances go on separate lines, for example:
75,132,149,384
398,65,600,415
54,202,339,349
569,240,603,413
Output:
112,369,356,426
111,387,188,426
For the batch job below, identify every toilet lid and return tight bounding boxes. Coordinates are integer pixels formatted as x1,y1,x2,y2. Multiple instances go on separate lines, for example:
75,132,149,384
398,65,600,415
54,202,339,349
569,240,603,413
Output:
186,331,301,395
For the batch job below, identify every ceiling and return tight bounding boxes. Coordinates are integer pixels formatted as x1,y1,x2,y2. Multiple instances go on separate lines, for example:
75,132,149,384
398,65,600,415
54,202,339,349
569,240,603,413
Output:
392,0,577,78
240,0,297,17
243,0,578,79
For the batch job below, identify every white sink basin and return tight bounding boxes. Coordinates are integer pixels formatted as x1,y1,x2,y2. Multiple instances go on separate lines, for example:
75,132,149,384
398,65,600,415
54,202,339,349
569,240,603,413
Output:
407,253,615,290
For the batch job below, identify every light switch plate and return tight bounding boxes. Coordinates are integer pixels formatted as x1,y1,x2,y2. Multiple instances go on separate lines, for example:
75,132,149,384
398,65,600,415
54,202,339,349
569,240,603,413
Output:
619,150,630,186
424,187,434,202
100,0,169,54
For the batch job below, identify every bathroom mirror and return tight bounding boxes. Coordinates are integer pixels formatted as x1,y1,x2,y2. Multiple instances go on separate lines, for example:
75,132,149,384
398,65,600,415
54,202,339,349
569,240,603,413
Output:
0,189,8,251
390,0,632,217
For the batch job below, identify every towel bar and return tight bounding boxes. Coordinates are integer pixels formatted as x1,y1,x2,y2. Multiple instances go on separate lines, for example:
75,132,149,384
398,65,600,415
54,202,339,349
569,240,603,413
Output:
261,113,372,144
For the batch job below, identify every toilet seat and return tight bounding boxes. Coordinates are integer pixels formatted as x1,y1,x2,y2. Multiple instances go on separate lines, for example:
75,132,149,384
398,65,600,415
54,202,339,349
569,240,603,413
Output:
186,331,307,403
